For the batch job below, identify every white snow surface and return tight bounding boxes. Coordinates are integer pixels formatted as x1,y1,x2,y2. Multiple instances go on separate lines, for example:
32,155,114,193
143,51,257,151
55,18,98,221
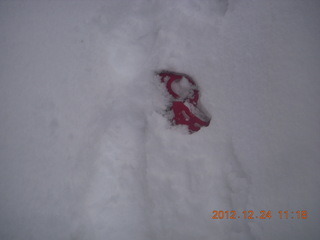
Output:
170,76,194,100
1,1,320,240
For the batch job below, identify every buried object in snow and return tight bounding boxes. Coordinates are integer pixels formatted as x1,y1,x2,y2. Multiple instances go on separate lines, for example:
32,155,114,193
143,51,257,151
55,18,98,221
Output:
157,70,211,133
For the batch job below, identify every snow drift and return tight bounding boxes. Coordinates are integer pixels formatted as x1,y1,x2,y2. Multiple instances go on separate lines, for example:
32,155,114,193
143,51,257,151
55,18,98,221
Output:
0,1,319,240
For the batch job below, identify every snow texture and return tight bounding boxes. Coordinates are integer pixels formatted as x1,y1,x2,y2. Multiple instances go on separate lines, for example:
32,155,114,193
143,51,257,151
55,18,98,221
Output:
0,0,320,240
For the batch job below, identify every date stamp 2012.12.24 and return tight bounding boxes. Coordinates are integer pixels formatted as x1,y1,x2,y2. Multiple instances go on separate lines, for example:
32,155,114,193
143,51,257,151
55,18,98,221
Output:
211,210,308,220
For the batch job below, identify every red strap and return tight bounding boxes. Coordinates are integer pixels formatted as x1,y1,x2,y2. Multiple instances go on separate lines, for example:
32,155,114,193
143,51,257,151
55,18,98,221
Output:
172,102,210,132
158,71,211,133
159,72,199,103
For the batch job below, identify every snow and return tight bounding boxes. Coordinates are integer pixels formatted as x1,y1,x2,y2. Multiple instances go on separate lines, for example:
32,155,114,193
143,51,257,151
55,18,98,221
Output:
0,0,320,239
170,76,194,99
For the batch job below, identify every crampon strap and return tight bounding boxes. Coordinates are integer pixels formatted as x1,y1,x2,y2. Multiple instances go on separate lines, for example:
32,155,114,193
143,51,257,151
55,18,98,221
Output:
158,71,211,133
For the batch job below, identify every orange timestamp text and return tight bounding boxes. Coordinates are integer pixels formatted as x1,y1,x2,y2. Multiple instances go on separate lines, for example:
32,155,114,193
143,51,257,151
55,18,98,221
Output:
211,210,308,220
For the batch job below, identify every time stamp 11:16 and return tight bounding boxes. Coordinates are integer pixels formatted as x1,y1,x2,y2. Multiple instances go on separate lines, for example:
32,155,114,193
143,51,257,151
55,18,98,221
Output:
211,210,308,220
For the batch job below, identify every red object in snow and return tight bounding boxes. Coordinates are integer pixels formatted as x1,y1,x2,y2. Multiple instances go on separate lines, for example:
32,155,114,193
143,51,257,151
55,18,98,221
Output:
157,71,211,133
